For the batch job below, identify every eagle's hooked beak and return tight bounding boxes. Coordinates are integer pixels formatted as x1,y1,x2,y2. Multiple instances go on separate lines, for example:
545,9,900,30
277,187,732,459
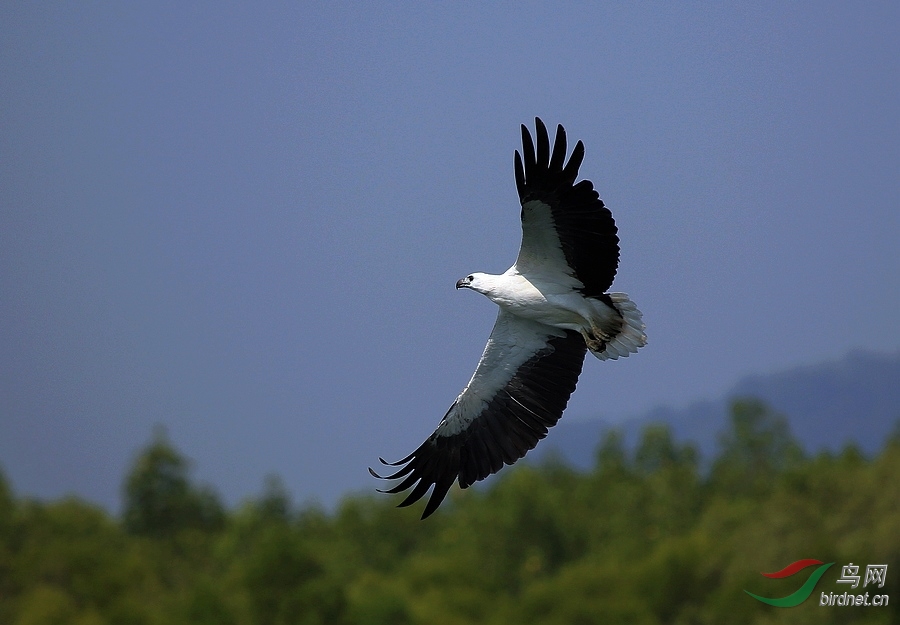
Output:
456,276,471,289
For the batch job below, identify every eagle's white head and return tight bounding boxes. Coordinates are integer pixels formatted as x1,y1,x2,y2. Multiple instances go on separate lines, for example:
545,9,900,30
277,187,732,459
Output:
456,272,495,295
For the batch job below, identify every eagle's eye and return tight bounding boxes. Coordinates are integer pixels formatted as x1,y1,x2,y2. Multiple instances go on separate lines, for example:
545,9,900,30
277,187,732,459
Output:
467,275,474,281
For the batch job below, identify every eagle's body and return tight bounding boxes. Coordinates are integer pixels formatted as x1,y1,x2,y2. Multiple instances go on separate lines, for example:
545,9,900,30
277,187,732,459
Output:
372,118,646,518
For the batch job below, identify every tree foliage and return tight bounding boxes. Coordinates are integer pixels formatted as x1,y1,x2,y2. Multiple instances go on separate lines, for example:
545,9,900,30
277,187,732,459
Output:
1,400,898,624
122,426,225,538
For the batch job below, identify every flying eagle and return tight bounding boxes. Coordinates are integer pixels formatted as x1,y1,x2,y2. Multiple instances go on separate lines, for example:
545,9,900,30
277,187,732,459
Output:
371,118,646,518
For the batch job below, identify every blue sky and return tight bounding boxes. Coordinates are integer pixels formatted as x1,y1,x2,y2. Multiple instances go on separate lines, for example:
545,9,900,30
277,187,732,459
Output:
1,3,898,511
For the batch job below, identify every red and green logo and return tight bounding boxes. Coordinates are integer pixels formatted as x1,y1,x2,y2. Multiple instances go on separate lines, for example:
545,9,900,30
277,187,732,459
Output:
745,559,835,607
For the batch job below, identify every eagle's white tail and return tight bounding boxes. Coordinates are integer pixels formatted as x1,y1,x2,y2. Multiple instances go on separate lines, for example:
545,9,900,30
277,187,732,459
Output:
592,293,647,361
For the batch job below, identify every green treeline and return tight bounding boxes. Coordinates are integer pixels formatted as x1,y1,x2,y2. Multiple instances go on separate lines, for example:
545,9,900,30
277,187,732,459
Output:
1,399,898,624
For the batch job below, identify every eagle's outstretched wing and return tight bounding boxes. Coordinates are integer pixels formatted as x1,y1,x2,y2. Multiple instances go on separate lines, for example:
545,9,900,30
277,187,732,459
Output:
514,118,620,297
370,310,586,518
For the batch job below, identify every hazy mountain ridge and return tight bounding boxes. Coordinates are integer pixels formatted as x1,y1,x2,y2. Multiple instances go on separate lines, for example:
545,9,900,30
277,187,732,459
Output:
541,349,900,470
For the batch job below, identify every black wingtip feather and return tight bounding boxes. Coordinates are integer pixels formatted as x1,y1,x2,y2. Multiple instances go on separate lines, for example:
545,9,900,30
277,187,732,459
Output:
379,453,415,466
561,140,585,183
535,117,550,169
421,474,455,519
514,151,525,198
369,461,415,481
549,124,567,172
382,471,422,495
521,124,535,180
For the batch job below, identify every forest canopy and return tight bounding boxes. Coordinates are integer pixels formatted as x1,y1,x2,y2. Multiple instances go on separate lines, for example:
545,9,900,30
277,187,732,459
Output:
1,399,898,625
